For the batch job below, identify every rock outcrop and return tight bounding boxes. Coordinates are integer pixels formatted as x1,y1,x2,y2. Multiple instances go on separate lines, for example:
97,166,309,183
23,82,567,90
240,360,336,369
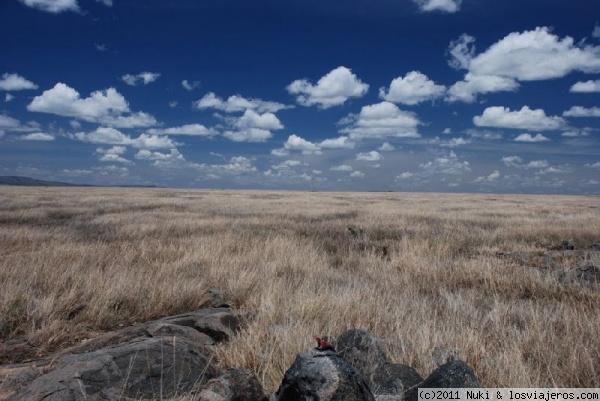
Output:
270,348,375,401
198,368,268,401
336,329,422,397
0,307,243,401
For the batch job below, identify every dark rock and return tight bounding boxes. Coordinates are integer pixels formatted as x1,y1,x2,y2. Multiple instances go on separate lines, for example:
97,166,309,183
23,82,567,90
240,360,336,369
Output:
1,307,243,400
9,336,219,400
336,329,388,385
270,349,375,401
162,308,242,342
371,363,423,395
404,360,480,401
198,368,268,401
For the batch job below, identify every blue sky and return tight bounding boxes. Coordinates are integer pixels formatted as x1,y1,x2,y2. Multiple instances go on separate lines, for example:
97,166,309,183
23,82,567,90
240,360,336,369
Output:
1,0,599,193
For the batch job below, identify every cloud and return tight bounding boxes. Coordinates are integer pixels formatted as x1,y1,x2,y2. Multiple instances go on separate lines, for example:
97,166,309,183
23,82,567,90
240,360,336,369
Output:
585,162,600,168
465,129,503,140
563,106,600,117
379,71,446,105
223,128,273,142
0,115,21,129
73,127,178,149
356,151,382,162
430,137,471,147
561,128,593,137
5,94,14,102
570,79,600,93
446,74,518,103
447,27,600,102
195,92,291,113
148,124,217,137
413,0,461,13
121,72,161,86
100,112,158,128
378,142,395,151
502,156,552,169
448,34,476,70
468,27,600,80
407,151,471,180
330,165,354,172
234,110,283,130
0,73,38,91
27,83,157,127
96,146,132,164
95,0,112,6
18,0,79,13
182,80,200,91
19,132,54,141
339,101,420,139
501,156,570,175
593,25,600,39
396,172,414,180
95,43,108,52
319,136,354,149
473,106,565,131
221,110,284,142
135,149,187,170
513,133,551,142
474,170,500,183
272,134,354,156
350,171,365,178
286,66,369,109
282,134,321,154
0,114,40,132
421,151,471,174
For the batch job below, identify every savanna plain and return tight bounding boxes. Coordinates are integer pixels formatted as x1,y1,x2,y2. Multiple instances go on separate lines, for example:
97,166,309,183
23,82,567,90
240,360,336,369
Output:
0,187,599,394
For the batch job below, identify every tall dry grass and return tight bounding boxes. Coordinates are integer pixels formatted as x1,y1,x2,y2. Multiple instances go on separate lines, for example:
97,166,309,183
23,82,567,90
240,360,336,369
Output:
0,187,599,393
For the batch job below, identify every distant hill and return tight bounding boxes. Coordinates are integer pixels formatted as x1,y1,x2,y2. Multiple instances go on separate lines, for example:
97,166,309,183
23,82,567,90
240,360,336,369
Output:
0,176,161,188
0,176,86,187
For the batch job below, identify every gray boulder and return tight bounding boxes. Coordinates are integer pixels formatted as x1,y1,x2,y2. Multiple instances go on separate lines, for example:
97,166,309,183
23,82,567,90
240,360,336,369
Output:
198,368,268,401
9,336,218,401
270,349,375,401
336,329,423,396
1,307,242,401
405,360,480,401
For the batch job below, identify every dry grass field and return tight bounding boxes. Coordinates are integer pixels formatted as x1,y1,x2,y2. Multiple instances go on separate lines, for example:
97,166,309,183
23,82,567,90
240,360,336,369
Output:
0,186,599,393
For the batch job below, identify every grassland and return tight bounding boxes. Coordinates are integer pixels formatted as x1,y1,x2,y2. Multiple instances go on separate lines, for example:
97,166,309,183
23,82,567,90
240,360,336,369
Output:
0,186,599,393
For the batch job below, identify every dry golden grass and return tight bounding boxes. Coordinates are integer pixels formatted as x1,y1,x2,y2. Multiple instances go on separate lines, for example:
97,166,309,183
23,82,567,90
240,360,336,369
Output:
1,186,599,393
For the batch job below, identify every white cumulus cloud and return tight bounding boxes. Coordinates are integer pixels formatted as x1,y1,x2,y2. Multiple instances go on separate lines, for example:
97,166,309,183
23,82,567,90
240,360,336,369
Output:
148,124,217,137
468,27,600,80
446,74,519,103
19,132,54,141
413,0,461,13
513,133,550,142
356,151,382,162
73,127,177,149
121,72,161,86
339,101,420,139
286,66,369,109
195,92,291,113
27,83,157,127
473,106,565,131
570,79,600,93
0,73,38,91
380,71,446,105
378,142,395,151
182,80,200,91
447,27,600,102
18,0,79,13
563,106,600,117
